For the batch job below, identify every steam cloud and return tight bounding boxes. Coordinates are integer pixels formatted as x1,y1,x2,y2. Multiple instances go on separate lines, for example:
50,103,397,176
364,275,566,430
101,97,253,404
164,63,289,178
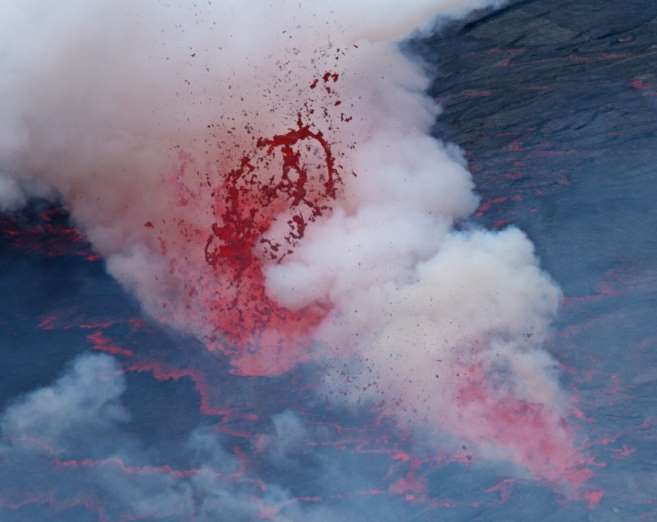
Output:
0,0,590,488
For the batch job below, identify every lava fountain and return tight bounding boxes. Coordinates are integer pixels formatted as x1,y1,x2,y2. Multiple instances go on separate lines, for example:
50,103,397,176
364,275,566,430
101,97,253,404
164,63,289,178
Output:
0,0,596,494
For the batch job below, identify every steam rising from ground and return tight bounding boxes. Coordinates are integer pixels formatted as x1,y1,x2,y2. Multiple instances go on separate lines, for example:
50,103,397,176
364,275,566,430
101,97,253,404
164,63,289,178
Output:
0,0,590,486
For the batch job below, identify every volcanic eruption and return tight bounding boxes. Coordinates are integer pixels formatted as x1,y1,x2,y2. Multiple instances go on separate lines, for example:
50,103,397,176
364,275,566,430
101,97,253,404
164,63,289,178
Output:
0,0,595,493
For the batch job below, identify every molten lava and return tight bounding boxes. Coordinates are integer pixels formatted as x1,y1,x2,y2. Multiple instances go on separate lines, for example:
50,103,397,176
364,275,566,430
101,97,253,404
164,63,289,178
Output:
202,111,342,368
152,72,349,375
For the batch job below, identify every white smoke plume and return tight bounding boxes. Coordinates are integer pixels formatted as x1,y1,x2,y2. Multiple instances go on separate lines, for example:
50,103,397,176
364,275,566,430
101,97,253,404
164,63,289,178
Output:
0,0,591,488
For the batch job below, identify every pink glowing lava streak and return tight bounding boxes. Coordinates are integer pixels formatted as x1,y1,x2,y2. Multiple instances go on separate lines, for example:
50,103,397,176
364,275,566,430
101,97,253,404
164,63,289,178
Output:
452,365,592,487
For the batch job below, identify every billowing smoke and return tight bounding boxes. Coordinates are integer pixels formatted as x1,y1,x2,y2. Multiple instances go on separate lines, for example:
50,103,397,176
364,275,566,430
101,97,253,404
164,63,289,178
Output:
0,0,590,489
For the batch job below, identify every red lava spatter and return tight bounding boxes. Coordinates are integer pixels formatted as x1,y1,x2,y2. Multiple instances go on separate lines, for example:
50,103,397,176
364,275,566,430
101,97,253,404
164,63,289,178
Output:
152,71,350,376
202,111,340,349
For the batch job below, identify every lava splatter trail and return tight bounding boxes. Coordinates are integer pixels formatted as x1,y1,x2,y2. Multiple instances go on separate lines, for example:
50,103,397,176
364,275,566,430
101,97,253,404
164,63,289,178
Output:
203,109,342,348
147,71,353,376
